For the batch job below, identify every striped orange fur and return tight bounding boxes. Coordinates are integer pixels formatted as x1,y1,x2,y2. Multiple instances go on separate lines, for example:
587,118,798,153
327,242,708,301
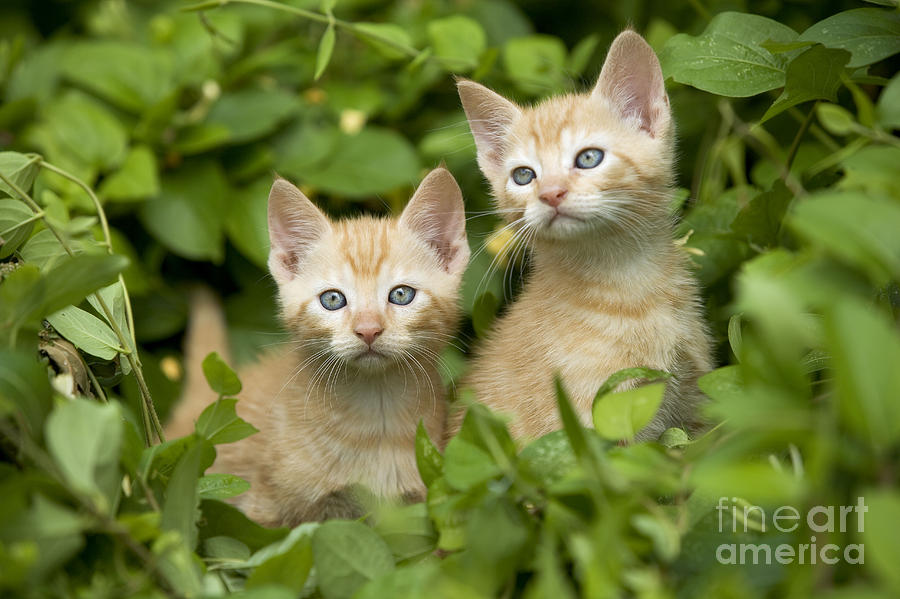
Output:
454,31,713,443
167,167,469,526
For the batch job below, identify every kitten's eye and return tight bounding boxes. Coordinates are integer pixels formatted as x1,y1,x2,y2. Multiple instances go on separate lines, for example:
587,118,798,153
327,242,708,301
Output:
388,285,416,306
511,167,536,185
575,148,604,169
319,290,347,310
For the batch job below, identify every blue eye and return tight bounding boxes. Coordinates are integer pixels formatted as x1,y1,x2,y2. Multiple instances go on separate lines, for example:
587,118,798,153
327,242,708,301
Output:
511,167,536,185
575,148,604,169
319,290,346,310
388,285,416,306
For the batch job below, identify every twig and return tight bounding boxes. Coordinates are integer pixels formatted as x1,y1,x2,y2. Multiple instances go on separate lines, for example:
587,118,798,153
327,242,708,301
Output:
0,168,164,445
785,101,817,171
181,0,421,59
0,420,176,597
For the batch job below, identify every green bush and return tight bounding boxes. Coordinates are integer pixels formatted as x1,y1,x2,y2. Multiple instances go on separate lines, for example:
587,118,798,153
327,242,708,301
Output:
1,0,899,597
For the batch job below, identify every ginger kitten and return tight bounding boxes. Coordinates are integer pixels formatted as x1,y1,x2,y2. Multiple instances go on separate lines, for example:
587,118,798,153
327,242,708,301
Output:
455,31,712,442
167,167,469,526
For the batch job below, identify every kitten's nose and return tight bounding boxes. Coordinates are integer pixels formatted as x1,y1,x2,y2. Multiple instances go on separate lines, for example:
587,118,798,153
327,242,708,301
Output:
539,187,568,207
355,323,383,346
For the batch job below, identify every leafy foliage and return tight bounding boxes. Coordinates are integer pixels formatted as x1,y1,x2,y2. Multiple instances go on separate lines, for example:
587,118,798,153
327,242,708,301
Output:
0,0,899,597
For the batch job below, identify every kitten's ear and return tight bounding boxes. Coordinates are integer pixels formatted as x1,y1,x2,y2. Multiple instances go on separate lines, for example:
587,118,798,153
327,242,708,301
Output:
592,30,670,137
400,167,470,276
267,178,330,285
456,79,521,175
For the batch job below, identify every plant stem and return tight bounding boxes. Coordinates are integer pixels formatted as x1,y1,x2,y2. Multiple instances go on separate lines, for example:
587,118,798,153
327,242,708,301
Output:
39,160,139,357
785,101,817,171
182,0,421,58
0,210,44,237
0,169,164,445
0,420,176,597
86,365,109,403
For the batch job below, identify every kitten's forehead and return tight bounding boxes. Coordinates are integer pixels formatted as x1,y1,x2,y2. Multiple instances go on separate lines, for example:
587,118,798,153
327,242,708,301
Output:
507,95,612,161
327,216,437,279
333,217,393,274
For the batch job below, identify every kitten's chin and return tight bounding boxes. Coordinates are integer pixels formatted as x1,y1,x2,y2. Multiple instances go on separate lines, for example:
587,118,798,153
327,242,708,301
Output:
532,213,596,240
349,349,395,372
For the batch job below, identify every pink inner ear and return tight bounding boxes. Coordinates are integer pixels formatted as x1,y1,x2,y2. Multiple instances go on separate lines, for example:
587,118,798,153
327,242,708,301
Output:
400,168,470,275
457,80,521,172
267,179,330,284
594,31,669,137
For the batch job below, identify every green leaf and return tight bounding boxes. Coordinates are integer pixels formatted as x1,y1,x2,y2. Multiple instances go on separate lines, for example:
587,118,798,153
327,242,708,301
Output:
691,460,804,504
139,161,226,262
761,45,851,122
592,382,666,441
861,490,900,592
0,349,53,439
246,524,317,592
195,398,258,445
824,299,900,451
204,89,299,145
312,520,395,599
0,494,87,582
730,181,792,248
26,91,128,173
427,15,487,72
518,430,577,487
443,401,515,490
45,399,123,514
273,120,340,179
315,24,336,80
443,433,502,491
202,352,242,396
40,250,123,308
877,72,900,129
799,8,900,68
631,513,680,562
226,178,270,269
503,35,568,96
838,146,900,197
174,123,232,155
61,41,173,113
46,306,124,360
87,281,134,369
592,367,672,401
352,22,414,60
697,366,744,403
0,198,36,258
788,190,900,284
298,127,420,197
659,427,691,448
0,264,43,336
554,377,592,460
197,473,250,500
370,502,436,562
160,439,215,550
415,421,443,488
0,151,39,199
198,499,288,553
98,145,160,203
660,12,798,97
816,102,857,135
567,34,600,76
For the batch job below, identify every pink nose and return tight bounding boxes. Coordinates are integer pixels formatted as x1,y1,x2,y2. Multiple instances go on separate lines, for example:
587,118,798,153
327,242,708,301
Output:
355,324,383,346
539,187,568,207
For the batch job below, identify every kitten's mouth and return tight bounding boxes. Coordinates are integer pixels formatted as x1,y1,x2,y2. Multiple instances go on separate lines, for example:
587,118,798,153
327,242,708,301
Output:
546,209,585,228
354,347,389,363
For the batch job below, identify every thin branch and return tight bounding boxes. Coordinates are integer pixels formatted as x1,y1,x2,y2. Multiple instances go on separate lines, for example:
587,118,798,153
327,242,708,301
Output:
0,168,164,445
181,0,421,59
